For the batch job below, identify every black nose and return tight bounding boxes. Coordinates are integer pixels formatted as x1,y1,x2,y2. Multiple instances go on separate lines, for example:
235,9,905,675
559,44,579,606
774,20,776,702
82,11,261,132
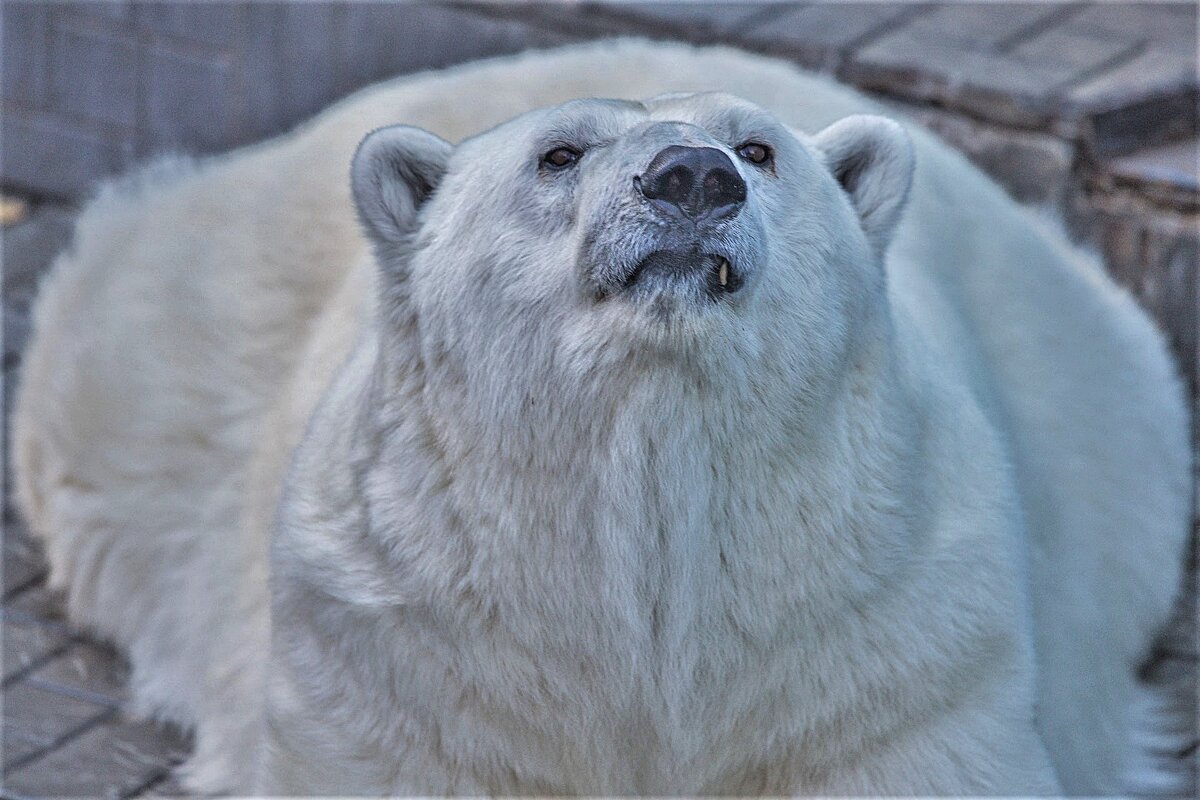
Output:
637,145,746,222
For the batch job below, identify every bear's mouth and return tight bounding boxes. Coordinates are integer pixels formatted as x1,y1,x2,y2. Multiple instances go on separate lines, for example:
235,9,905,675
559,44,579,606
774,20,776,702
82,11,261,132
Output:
621,250,742,299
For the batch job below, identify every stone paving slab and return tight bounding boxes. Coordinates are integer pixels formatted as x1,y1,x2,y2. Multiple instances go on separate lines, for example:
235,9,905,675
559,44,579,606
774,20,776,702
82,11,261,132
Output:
1,534,47,602
0,570,175,798
735,2,926,71
498,1,1198,156
1,617,69,685
0,730,45,779
845,3,1149,130
1,680,113,771
1107,138,1200,201
25,640,130,709
1,713,190,800
1069,2,1199,56
3,583,69,629
134,772,190,799
1071,48,1200,156
592,0,781,40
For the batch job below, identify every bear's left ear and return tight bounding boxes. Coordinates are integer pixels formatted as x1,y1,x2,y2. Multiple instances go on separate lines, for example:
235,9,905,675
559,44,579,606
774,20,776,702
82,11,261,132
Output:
351,125,452,246
811,115,914,258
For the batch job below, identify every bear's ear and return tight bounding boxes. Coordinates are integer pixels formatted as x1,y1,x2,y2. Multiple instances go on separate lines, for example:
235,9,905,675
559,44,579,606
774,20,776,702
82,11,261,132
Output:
351,125,452,246
811,115,914,258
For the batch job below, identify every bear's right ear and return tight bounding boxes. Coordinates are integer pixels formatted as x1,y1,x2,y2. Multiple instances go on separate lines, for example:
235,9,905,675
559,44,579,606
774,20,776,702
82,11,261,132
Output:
811,115,914,259
351,125,452,246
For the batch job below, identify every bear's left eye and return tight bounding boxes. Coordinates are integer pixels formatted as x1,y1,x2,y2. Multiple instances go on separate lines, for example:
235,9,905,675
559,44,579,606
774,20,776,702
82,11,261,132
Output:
737,141,773,166
542,146,582,170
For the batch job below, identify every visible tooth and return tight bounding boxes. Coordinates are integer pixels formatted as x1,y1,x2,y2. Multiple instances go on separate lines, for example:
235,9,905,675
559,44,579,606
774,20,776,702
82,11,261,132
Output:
718,259,729,287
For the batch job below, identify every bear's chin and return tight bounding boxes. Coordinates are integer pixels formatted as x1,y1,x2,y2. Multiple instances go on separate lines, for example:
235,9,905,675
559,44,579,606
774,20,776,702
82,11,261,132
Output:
564,284,755,368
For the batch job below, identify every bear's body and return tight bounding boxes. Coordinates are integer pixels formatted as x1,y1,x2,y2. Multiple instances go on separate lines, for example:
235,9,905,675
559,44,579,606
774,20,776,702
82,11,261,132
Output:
11,41,1189,795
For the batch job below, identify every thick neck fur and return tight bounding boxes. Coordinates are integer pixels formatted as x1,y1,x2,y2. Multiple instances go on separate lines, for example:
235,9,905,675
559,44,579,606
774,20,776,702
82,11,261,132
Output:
370,297,914,646
365,284,922,623
276,275,935,791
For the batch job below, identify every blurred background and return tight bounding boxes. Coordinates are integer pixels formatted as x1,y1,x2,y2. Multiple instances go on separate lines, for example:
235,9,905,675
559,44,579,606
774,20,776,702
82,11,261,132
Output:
1,1,1196,796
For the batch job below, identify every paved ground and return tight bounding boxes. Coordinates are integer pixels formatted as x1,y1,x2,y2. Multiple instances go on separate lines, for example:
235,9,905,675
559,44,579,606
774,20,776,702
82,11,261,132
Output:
2,2,1196,797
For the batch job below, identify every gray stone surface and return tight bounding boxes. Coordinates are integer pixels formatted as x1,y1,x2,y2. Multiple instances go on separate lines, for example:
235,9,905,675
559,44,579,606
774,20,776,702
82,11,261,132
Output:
1069,1,1199,55
843,2,1198,147
26,641,130,709
1,107,135,200
1073,45,1199,156
1,681,112,769
1,1,50,109
1,713,190,799
1108,138,1200,199
135,771,190,798
604,1,786,41
142,39,237,155
2,528,47,600
0,731,45,778
133,0,247,50
2,617,69,683
0,1,570,198
737,2,923,71
847,4,1116,128
236,2,567,143
3,586,67,631
48,18,141,130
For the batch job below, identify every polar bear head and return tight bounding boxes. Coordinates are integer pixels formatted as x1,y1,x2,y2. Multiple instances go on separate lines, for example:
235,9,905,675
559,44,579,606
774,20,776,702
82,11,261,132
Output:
350,93,913,435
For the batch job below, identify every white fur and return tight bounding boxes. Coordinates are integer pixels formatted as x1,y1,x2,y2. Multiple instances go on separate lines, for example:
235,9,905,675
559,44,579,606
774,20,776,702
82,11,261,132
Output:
10,40,1189,795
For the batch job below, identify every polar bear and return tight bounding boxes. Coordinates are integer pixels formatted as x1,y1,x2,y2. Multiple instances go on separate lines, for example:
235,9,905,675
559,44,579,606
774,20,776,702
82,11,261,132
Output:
11,41,1190,795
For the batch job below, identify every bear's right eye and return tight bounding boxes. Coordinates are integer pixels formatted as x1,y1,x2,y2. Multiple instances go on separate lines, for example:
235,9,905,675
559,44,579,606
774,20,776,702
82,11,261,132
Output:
737,141,773,166
542,146,582,170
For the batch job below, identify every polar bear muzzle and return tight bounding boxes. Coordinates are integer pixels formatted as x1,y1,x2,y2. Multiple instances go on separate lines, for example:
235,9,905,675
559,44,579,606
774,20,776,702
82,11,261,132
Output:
619,147,748,296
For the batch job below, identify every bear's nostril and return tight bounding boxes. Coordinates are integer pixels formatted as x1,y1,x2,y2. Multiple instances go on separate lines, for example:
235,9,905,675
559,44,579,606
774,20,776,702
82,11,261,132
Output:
638,145,746,221
660,166,693,203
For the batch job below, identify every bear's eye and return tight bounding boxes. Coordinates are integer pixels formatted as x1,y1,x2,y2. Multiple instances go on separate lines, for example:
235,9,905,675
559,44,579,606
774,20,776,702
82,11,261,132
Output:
542,146,582,170
736,141,773,166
